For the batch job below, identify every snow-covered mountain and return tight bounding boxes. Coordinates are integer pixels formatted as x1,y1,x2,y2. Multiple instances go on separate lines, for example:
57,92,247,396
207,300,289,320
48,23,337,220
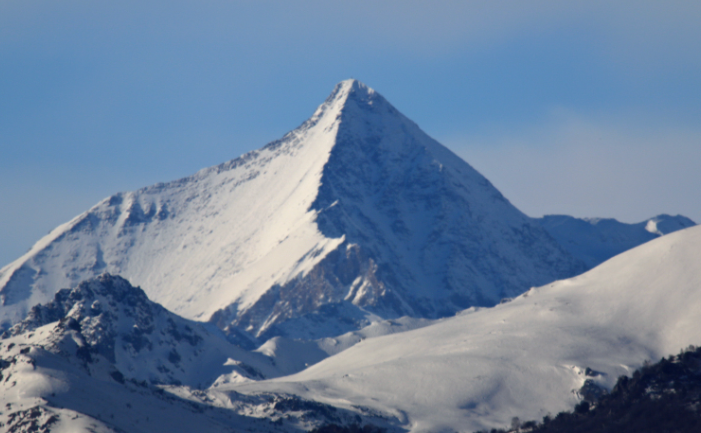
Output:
223,224,701,433
3,226,699,433
536,213,695,268
2,273,276,388
0,273,387,433
0,79,585,340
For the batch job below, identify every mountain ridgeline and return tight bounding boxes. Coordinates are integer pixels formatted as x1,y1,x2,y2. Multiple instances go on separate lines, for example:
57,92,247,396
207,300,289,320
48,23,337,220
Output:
0,80,694,345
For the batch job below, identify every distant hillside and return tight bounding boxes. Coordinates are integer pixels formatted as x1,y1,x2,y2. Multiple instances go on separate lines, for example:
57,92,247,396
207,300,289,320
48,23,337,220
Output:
537,214,695,268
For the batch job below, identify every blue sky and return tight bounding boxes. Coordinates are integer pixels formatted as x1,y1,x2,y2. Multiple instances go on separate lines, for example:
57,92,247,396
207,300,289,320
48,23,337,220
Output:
1,1,700,266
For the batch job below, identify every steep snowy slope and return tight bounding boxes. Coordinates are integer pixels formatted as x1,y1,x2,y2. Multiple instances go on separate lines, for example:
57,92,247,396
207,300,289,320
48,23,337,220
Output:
537,213,695,268
223,224,701,433
0,80,584,340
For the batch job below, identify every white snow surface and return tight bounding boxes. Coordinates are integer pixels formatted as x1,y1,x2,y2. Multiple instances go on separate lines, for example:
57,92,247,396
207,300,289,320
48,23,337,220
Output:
220,224,701,433
0,334,302,433
0,79,584,340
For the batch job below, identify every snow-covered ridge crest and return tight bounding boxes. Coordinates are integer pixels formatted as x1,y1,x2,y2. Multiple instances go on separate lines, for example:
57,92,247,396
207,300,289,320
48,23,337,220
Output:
0,79,584,340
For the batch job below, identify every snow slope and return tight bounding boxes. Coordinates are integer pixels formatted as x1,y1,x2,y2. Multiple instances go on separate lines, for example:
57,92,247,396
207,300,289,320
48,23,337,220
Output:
222,224,701,433
537,213,695,268
0,329,360,433
0,80,585,340
0,274,386,433
1,273,292,388
0,337,252,433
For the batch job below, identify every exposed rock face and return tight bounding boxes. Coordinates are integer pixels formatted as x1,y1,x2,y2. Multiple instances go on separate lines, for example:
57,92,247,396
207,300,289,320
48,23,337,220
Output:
0,80,585,341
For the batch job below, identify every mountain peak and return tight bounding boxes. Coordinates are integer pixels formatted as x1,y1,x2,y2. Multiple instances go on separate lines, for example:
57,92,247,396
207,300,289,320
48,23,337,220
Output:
309,79,386,125
331,79,375,102
0,80,585,341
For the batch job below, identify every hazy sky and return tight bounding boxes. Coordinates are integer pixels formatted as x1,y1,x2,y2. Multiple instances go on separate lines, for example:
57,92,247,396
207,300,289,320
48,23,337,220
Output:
1,1,700,266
